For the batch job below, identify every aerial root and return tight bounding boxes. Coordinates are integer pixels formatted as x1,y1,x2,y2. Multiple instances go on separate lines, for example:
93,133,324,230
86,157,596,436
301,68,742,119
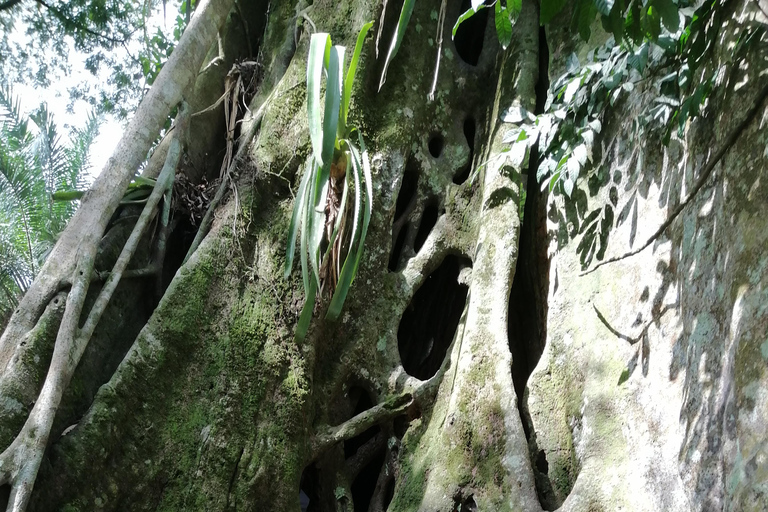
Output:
311,392,413,458
0,112,188,512
310,365,446,461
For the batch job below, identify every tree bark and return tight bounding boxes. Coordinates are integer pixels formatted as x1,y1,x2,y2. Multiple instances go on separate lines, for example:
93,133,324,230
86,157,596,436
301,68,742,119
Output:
2,1,768,511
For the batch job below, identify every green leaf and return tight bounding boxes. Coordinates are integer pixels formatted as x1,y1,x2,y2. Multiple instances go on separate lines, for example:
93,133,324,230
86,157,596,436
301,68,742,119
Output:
625,0,643,44
495,2,513,50
379,0,416,90
645,5,662,40
654,0,679,33
573,0,598,41
507,0,523,19
300,160,316,295
617,367,631,385
563,177,574,196
51,190,85,201
343,21,374,127
308,33,331,166
540,0,568,24
311,43,344,232
295,278,317,342
547,169,562,192
627,43,649,73
284,161,312,279
308,176,328,290
322,46,344,169
452,6,484,38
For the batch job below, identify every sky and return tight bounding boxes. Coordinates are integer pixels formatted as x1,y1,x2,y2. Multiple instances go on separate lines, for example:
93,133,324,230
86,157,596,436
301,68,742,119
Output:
13,5,174,185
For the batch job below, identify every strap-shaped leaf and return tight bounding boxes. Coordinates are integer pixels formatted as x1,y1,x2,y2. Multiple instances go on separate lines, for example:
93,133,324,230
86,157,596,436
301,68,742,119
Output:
324,45,345,165
313,45,344,211
295,278,317,342
301,161,317,294
308,33,331,166
308,178,328,290
343,21,374,127
284,160,312,279
379,0,415,91
327,137,372,320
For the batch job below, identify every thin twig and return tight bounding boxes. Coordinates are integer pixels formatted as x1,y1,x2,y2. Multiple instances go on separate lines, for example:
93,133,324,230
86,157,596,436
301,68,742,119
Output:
582,82,768,275
375,0,389,58
427,0,447,102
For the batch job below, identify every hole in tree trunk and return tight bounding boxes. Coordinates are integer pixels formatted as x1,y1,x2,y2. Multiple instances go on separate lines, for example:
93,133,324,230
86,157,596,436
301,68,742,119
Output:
414,200,439,253
452,493,477,512
0,484,9,510
161,217,196,292
389,224,410,271
351,450,386,512
453,116,476,185
507,24,575,512
390,160,420,271
383,477,396,509
535,449,549,474
394,164,419,221
398,255,471,379
393,414,411,438
299,463,322,512
428,133,445,158
454,0,488,66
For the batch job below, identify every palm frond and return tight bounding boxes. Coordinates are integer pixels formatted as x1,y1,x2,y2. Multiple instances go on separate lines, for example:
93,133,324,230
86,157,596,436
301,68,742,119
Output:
0,84,99,312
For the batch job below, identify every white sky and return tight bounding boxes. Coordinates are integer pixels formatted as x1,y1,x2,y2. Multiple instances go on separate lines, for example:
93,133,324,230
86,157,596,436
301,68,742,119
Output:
13,5,175,185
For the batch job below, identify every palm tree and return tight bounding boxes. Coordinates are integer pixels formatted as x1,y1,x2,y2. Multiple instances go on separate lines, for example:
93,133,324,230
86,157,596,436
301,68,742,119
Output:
0,84,98,327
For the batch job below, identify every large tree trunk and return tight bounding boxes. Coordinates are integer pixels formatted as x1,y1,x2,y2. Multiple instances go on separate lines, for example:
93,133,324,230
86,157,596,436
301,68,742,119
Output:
2,1,767,511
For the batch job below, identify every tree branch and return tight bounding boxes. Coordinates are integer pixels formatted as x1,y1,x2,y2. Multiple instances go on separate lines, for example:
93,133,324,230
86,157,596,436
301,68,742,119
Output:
582,81,768,275
311,392,413,458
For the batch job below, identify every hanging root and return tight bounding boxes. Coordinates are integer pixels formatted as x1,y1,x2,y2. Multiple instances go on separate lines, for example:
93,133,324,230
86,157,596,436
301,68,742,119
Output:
184,81,280,265
0,108,188,512
582,82,768,275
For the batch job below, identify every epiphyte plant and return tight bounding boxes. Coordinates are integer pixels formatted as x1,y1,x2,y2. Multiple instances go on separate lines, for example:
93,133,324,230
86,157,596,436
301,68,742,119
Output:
284,22,374,341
